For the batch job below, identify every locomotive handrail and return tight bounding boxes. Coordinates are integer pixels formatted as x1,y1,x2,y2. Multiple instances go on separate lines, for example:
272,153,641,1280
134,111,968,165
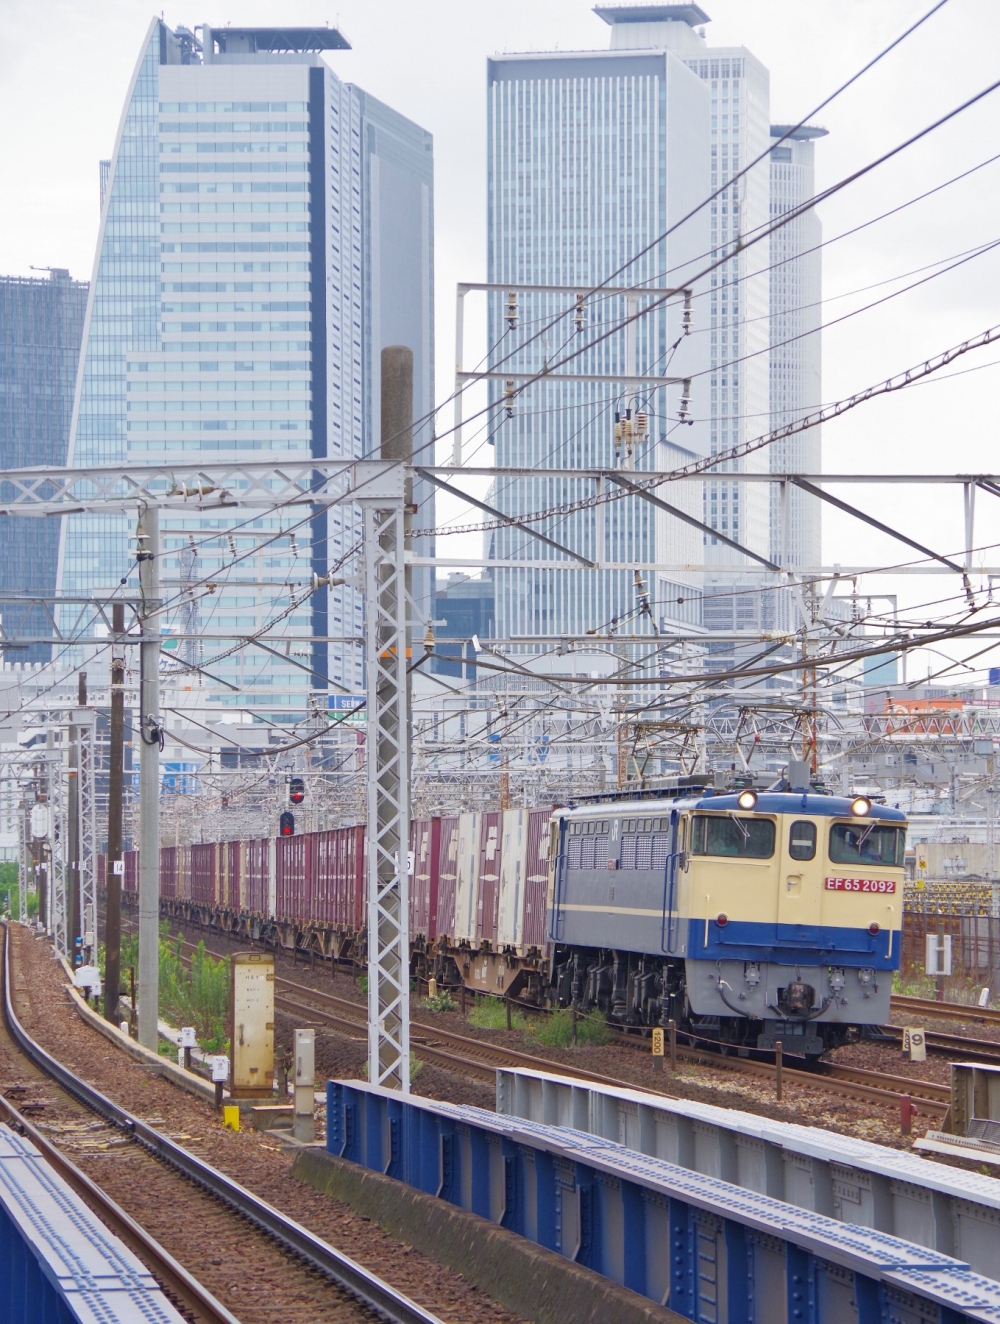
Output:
547,816,569,943
661,808,681,954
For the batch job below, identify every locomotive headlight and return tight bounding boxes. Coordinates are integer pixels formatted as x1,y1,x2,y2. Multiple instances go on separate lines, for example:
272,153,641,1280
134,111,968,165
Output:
850,795,872,817
736,789,758,811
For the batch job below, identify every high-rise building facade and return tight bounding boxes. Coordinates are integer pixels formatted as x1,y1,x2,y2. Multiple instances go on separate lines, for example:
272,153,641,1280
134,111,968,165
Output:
768,124,825,581
603,6,824,643
59,20,433,716
0,270,88,661
486,15,711,647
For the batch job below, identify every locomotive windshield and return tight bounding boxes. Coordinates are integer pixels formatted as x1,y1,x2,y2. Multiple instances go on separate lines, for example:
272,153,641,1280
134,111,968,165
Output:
829,822,905,867
691,814,775,859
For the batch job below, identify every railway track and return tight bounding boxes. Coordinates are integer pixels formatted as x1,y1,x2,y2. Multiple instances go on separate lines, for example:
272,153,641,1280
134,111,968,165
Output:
891,992,1000,1028
1,924,444,1324
162,929,951,1120
180,941,948,1119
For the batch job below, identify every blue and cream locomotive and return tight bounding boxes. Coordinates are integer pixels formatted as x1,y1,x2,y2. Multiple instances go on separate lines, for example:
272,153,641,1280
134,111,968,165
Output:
548,768,906,1056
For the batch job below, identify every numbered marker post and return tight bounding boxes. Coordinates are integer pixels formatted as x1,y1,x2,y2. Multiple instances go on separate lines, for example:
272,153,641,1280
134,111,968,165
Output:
652,1026,665,1072
902,1027,926,1063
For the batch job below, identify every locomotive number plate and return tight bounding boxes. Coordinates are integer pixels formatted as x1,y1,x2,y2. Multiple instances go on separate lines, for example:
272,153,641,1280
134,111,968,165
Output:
824,877,896,893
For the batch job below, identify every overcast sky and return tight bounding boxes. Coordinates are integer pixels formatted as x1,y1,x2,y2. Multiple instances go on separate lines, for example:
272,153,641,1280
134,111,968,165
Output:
4,0,1000,680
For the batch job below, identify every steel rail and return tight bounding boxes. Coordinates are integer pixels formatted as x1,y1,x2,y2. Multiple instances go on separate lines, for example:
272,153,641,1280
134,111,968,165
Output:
1,926,239,1324
891,992,1000,1027
1,925,444,1324
170,934,950,1118
882,1022,1000,1065
267,967,951,1116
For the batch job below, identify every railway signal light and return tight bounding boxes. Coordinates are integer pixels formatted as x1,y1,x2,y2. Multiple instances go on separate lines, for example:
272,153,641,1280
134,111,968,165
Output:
289,776,305,805
280,811,295,837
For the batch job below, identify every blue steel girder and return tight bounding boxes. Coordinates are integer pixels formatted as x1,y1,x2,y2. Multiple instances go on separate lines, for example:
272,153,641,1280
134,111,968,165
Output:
328,1081,1000,1324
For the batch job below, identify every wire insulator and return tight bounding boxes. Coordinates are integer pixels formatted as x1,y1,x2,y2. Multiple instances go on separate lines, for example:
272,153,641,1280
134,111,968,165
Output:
506,291,518,330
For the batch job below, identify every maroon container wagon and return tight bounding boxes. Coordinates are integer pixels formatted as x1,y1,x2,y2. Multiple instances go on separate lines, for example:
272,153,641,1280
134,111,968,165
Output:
435,816,459,942
411,818,441,942
522,808,553,950
476,811,502,945
244,838,270,914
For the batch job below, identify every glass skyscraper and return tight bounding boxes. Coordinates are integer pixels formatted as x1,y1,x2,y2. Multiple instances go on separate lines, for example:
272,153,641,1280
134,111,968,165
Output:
59,20,433,717
486,21,711,648
488,6,824,649
0,269,88,662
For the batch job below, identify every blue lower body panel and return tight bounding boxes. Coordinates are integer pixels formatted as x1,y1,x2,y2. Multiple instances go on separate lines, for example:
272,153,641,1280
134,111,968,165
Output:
0,1124,184,1323
686,918,899,969
328,1081,1000,1324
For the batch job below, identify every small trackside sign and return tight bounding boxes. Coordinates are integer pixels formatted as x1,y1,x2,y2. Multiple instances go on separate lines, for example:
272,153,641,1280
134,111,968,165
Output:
824,877,896,893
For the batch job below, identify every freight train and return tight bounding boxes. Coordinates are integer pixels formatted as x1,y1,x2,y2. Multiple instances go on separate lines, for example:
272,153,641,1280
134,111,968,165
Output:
106,769,906,1057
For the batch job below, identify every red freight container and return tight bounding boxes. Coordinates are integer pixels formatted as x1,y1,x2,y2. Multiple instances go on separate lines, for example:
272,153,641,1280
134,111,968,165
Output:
313,829,337,925
523,808,552,950
276,833,311,921
244,838,269,913
124,850,138,898
190,843,217,905
225,840,241,910
160,846,177,900
435,816,459,942
410,818,440,942
177,845,191,901
476,811,502,945
344,824,365,932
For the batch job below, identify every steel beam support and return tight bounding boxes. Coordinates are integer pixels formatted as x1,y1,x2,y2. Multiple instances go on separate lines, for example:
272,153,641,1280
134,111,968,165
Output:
17,803,28,925
50,741,67,958
415,468,595,568
361,469,410,1093
77,710,97,967
137,507,161,1050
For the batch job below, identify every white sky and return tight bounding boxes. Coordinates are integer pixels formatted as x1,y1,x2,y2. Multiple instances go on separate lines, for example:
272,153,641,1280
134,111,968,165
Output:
3,0,1000,683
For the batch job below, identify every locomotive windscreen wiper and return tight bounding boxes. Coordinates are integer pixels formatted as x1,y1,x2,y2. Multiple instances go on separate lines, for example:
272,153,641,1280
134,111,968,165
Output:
728,812,750,842
856,821,877,853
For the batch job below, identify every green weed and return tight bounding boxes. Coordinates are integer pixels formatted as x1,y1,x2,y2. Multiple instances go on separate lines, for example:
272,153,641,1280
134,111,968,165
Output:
530,1008,610,1048
466,998,528,1031
421,991,456,1014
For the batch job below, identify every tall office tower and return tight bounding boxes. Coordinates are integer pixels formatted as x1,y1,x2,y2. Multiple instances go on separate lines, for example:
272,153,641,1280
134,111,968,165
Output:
606,9,775,638
0,269,88,661
354,91,435,629
607,7,824,650
768,124,825,594
59,20,433,717
486,13,711,650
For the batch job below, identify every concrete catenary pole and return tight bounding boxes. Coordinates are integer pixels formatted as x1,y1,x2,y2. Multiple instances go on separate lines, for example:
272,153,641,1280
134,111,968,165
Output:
105,601,126,1025
136,506,161,1049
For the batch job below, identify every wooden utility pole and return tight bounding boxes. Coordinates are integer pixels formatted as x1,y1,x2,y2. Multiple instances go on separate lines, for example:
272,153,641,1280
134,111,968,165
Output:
105,603,125,1024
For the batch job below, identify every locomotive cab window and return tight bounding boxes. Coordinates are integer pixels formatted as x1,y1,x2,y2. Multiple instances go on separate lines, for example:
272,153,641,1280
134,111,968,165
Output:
829,822,905,867
788,820,816,861
691,814,775,859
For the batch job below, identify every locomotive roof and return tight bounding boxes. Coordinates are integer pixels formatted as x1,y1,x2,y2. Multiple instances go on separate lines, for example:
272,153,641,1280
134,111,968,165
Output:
561,792,907,822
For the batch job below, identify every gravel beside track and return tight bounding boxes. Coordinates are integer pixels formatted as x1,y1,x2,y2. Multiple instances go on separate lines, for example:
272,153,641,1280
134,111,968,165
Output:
152,920,947,1150
4,924,525,1324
